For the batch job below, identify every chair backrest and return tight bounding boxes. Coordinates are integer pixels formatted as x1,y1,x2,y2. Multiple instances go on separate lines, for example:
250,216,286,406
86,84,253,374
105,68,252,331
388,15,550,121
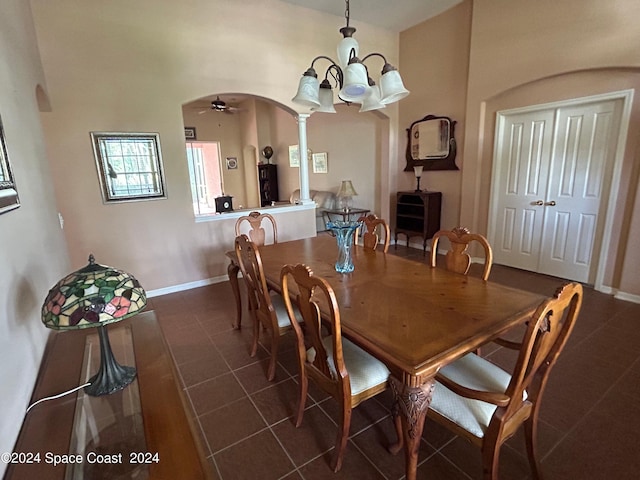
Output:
430,227,493,280
235,211,278,246
504,282,582,417
280,263,351,400
356,214,390,253
234,234,274,326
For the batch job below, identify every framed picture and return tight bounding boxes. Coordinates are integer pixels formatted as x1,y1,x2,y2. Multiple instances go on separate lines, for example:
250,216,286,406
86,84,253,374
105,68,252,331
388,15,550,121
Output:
184,127,196,140
90,132,167,203
312,152,328,174
0,115,20,214
288,145,300,167
226,157,238,169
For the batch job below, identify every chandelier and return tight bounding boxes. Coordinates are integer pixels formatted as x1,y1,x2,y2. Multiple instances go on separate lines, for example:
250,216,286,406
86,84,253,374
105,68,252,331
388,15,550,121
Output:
292,0,410,113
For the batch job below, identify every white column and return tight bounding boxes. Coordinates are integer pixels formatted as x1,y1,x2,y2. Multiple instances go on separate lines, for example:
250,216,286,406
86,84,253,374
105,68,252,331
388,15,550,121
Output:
297,113,313,204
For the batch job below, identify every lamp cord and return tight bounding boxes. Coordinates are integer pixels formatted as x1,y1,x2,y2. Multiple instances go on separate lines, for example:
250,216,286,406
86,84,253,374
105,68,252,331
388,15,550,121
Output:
25,382,92,414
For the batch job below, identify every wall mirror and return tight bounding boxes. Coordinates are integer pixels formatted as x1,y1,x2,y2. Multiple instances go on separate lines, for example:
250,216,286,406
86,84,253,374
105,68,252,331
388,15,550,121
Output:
404,114,458,171
0,115,20,214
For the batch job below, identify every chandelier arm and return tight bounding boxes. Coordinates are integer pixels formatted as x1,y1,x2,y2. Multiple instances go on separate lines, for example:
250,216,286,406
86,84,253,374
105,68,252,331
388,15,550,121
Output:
325,64,344,89
361,52,388,65
310,55,340,70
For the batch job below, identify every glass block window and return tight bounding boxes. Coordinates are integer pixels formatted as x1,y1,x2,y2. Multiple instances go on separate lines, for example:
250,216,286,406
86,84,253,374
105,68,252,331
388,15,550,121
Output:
91,132,166,202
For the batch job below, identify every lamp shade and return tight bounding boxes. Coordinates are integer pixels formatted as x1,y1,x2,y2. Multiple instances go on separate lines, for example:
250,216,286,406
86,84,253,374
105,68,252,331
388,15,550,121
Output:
413,165,424,177
313,80,337,113
292,72,321,108
359,84,385,112
42,255,147,330
379,68,410,105
337,180,358,198
339,62,370,102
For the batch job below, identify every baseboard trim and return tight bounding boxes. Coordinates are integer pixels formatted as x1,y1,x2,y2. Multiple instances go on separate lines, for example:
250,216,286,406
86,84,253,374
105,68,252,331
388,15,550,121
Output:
613,291,640,304
146,274,229,298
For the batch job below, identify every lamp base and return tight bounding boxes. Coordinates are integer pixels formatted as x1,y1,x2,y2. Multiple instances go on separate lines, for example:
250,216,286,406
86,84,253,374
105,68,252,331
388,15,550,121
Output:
415,176,422,192
84,325,137,396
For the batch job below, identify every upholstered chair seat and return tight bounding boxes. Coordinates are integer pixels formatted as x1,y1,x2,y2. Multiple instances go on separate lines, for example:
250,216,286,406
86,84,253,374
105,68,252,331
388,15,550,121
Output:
307,337,390,397
431,353,527,439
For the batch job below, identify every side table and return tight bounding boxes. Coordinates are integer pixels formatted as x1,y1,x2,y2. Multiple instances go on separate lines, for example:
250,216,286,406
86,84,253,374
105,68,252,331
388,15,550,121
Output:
322,207,370,225
4,311,212,480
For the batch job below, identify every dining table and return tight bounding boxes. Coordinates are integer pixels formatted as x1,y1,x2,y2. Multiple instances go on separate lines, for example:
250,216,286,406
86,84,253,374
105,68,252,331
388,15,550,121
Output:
229,235,545,480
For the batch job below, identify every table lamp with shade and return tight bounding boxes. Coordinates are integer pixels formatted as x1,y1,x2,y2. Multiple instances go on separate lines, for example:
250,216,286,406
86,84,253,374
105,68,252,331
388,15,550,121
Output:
337,180,358,212
413,165,423,192
41,254,147,396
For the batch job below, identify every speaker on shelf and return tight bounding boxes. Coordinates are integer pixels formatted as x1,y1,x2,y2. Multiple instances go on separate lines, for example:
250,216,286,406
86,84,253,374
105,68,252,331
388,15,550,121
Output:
215,195,233,213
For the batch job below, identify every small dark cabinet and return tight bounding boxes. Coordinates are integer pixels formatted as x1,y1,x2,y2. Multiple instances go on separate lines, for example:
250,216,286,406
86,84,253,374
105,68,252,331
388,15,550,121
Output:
395,191,442,252
258,164,279,207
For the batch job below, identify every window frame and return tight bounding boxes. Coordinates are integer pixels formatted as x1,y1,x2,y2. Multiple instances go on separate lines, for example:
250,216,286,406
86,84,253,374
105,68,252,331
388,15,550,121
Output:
91,132,167,203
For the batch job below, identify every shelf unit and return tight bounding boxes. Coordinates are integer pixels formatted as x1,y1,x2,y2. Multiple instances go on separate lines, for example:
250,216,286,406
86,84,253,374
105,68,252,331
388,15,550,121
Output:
395,191,442,252
258,164,279,207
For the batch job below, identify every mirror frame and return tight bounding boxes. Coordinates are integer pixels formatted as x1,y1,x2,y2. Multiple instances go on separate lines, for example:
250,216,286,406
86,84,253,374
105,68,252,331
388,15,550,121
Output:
404,114,458,171
0,114,20,215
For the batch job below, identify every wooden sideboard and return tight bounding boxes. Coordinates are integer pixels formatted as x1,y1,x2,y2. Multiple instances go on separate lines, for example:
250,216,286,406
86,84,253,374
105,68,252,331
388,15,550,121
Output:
395,190,442,252
4,311,212,480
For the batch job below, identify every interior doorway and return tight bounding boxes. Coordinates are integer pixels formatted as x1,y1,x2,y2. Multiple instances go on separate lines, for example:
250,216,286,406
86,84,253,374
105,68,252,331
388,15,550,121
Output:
488,91,632,284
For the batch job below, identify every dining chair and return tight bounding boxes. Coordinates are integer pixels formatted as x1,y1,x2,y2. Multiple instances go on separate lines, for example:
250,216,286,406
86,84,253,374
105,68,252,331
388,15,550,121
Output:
430,226,493,281
235,211,278,246
234,234,301,381
402,282,582,480
356,214,390,253
280,263,390,472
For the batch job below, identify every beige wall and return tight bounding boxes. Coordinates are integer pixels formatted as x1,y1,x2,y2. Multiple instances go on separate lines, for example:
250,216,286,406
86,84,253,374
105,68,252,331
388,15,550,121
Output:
0,1,70,471
399,1,473,229
29,0,400,292
460,0,640,296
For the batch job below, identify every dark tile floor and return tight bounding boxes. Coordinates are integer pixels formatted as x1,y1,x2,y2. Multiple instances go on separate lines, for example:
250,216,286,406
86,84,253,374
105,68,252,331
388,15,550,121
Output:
146,245,640,479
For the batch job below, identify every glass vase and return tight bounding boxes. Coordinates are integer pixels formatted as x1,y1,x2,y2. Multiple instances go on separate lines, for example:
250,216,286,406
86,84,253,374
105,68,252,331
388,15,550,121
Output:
327,220,361,273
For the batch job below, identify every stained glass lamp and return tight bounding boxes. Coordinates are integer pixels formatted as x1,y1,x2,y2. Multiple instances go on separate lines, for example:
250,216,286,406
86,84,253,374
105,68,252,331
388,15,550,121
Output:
41,254,147,396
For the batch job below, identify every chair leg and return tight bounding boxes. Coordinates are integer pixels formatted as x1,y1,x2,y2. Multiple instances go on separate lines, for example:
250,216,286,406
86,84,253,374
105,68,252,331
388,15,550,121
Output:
250,316,260,358
267,331,279,381
524,415,543,479
294,372,308,428
332,403,352,472
481,439,501,480
389,399,404,455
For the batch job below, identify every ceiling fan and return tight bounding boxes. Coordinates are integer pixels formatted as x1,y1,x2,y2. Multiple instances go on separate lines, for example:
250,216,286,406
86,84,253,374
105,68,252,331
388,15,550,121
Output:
198,96,244,114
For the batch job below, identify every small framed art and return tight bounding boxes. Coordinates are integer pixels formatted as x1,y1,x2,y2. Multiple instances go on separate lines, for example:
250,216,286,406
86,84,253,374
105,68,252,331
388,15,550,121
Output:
312,152,328,174
184,127,196,140
226,157,238,169
288,145,300,167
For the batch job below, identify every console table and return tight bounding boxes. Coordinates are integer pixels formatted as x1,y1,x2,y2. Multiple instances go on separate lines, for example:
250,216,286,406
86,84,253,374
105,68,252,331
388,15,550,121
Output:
4,311,212,480
395,191,442,252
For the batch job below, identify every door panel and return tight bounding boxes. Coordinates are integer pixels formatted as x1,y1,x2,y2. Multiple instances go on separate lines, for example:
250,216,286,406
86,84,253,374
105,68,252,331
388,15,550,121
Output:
491,110,554,271
538,101,618,281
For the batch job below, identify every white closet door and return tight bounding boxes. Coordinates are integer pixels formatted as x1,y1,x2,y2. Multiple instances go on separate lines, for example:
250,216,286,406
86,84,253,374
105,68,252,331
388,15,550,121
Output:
538,100,619,282
490,109,555,271
490,98,622,283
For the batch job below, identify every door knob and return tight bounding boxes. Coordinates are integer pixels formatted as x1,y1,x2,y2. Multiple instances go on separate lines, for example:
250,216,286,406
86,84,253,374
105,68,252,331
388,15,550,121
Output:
545,200,557,206
532,200,544,206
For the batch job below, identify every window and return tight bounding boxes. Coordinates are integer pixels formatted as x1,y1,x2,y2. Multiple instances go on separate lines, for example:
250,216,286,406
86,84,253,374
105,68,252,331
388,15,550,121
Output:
185,141,224,216
91,132,166,203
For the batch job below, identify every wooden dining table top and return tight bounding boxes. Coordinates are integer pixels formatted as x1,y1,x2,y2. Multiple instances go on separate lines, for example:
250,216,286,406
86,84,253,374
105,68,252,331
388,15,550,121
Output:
257,236,545,383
